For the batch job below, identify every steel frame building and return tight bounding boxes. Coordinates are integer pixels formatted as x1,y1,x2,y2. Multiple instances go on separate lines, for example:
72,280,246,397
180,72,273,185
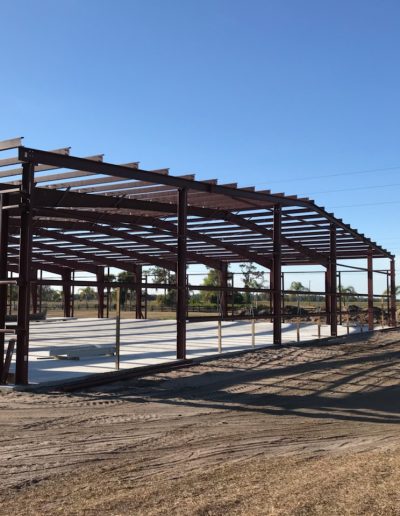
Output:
0,137,396,384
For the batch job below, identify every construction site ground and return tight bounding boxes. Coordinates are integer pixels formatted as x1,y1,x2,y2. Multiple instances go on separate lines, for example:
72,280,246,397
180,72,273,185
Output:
1,329,400,515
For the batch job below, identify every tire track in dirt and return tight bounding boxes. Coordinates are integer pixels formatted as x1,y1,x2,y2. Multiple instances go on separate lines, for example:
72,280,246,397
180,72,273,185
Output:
1,330,400,494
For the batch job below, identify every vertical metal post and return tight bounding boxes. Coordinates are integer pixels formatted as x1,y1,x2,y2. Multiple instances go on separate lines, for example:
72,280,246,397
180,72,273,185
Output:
217,320,222,353
219,263,228,318
176,188,188,359
325,270,331,325
16,162,34,385
231,272,235,316
386,272,390,325
281,272,285,323
273,204,282,345
251,319,255,348
367,250,374,331
0,193,9,380
1,339,15,385
144,275,148,319
8,272,12,316
135,265,143,319
62,270,72,318
338,271,342,325
329,224,337,337
106,267,110,318
186,272,189,319
96,267,105,318
115,287,121,370
390,258,396,326
31,268,38,314
71,270,75,317
39,269,43,314
269,271,273,322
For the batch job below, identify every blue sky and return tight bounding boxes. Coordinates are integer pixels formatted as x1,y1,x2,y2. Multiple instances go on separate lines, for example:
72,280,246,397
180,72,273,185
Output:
1,0,399,293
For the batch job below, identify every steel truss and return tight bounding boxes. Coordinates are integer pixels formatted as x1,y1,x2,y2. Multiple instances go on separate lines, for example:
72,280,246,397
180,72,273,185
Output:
0,137,396,384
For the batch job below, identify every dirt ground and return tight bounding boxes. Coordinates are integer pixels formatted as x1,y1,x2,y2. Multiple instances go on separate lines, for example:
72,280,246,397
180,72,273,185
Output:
1,330,400,515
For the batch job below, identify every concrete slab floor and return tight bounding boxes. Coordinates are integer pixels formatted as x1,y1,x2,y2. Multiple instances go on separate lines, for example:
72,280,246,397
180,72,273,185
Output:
3,318,372,385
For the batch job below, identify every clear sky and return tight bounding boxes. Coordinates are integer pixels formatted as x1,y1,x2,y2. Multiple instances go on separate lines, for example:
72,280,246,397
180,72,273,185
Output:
1,0,399,293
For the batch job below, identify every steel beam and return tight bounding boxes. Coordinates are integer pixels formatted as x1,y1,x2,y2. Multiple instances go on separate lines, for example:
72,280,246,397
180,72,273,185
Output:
176,188,187,359
30,218,221,270
273,205,282,344
31,208,268,270
33,226,176,271
9,238,98,274
0,137,23,151
19,147,309,207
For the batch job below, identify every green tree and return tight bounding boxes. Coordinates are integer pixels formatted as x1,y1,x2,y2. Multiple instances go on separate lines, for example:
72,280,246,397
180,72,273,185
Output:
289,281,309,302
340,285,357,305
148,267,176,307
79,286,96,301
78,286,97,309
41,286,62,302
200,267,221,304
117,271,137,310
149,267,175,286
382,286,400,296
239,263,265,305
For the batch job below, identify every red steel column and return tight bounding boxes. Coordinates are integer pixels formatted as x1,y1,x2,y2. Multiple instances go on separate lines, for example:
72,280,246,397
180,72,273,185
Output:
0,193,9,380
176,188,188,359
62,270,72,318
135,265,143,319
96,267,105,318
31,268,38,314
325,270,331,325
71,270,75,317
281,272,285,323
16,162,34,385
367,250,374,331
390,258,396,326
329,224,337,337
38,269,43,314
273,204,282,345
219,263,228,318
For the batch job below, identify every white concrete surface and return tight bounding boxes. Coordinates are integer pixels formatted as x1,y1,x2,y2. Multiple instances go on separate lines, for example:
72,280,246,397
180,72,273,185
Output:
6,318,368,385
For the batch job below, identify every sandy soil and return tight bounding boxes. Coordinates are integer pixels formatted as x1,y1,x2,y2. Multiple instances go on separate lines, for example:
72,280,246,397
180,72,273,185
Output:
1,329,400,515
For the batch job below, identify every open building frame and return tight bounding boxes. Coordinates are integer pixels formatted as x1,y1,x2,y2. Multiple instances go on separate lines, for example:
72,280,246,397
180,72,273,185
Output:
0,137,397,385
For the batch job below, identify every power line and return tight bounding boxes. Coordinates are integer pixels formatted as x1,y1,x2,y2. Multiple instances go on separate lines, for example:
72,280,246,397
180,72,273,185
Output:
328,200,400,209
298,182,400,196
251,164,400,186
